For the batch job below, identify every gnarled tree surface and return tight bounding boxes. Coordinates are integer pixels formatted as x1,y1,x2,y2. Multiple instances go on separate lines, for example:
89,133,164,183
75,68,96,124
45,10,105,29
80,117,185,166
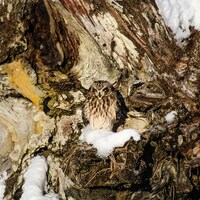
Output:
0,0,199,199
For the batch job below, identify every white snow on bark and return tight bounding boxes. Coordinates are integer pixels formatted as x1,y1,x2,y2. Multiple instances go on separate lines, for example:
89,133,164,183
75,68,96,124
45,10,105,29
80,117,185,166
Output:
165,111,177,123
20,156,58,200
156,0,200,42
80,127,141,157
0,171,7,200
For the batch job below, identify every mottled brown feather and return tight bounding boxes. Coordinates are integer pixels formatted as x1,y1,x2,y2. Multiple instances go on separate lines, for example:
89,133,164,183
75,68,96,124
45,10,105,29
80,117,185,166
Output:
84,81,118,131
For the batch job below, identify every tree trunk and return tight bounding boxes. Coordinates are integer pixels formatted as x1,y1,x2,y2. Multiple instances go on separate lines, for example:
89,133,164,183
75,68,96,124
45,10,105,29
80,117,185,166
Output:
0,0,199,199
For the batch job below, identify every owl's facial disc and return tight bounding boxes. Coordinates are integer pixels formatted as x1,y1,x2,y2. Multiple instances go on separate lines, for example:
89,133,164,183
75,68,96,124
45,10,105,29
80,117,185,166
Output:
89,81,112,98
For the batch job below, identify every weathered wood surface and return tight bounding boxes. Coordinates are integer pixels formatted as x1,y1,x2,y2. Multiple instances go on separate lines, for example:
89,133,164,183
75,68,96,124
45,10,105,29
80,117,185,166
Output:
0,0,199,199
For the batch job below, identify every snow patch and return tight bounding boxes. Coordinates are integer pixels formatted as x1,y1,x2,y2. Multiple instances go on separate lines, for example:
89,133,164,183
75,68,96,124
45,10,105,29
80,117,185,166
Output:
20,156,58,200
165,111,177,123
80,127,141,157
156,0,200,42
0,171,7,200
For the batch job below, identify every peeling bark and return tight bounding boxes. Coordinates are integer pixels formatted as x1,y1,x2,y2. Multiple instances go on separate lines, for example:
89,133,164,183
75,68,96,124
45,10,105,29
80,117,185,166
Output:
0,0,199,199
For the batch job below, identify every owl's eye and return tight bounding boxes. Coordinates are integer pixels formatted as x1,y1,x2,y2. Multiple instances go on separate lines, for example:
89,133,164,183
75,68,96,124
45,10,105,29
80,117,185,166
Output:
103,88,109,92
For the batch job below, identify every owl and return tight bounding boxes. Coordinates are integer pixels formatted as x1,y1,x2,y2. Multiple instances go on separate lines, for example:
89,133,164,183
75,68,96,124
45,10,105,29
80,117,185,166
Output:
84,80,118,131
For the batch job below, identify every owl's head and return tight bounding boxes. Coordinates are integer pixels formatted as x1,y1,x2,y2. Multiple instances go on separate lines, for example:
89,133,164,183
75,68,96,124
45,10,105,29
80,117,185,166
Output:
89,80,114,98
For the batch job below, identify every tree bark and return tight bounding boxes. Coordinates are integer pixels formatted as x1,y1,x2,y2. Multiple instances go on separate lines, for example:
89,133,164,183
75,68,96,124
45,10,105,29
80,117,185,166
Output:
0,0,199,199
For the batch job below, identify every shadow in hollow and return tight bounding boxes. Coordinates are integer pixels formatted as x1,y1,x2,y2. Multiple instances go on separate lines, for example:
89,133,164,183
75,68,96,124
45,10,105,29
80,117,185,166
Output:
113,90,128,132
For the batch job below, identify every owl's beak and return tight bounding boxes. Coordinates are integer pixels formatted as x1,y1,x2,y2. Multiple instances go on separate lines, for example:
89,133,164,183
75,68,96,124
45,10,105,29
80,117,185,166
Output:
98,91,104,98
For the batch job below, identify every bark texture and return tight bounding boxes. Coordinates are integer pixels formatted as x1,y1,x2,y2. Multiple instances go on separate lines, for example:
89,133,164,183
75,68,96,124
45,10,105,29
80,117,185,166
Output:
0,0,199,199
